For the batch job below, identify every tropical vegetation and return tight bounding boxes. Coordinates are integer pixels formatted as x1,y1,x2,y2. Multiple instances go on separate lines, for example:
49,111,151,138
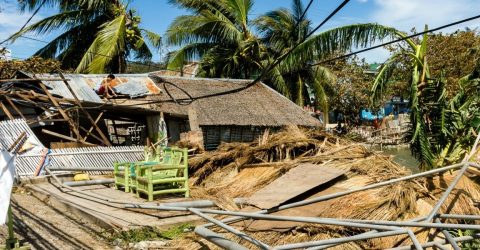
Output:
166,0,401,121
9,0,161,73
371,27,480,170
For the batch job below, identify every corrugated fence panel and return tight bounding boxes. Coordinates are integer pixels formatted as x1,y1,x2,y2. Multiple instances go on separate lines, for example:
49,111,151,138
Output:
1,119,145,177
17,146,144,177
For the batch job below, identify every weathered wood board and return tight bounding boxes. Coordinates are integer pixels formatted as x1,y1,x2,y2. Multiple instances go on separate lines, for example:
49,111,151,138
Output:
245,163,346,209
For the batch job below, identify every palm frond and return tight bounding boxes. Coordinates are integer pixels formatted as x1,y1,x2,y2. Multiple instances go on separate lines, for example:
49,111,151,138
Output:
76,14,126,73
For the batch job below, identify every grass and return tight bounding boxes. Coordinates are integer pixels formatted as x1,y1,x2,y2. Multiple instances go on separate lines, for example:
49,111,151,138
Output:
107,223,194,243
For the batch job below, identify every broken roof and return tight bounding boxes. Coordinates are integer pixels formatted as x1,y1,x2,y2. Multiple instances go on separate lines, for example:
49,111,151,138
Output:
14,72,161,102
147,74,321,127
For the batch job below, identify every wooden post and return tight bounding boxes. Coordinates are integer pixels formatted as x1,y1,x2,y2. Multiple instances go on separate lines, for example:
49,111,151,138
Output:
42,129,95,146
58,72,112,146
38,82,85,142
0,101,14,120
82,112,104,141
4,97,26,120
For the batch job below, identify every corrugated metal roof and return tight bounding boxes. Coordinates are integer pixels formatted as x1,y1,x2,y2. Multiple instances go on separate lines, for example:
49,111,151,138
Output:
74,73,161,98
0,119,45,154
20,73,162,102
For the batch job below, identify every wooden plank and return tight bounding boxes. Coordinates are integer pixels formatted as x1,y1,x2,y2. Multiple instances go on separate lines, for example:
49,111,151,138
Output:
58,72,111,146
42,129,94,146
82,112,104,141
238,187,347,232
245,164,346,209
0,101,14,120
4,96,26,120
38,82,84,141
0,78,70,83
79,126,105,144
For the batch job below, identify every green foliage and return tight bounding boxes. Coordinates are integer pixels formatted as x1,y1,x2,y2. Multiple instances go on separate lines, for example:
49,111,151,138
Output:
371,27,480,170
452,229,480,250
9,0,161,73
109,224,194,243
167,0,400,121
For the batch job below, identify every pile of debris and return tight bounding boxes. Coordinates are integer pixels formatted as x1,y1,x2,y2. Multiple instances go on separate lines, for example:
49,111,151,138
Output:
174,126,480,249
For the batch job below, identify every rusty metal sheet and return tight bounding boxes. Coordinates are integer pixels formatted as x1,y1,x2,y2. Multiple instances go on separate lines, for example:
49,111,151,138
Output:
245,164,346,209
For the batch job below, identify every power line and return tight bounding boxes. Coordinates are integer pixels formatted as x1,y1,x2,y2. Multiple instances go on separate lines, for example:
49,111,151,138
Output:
311,13,480,66
15,35,196,75
0,0,47,46
117,0,352,108
7,0,348,109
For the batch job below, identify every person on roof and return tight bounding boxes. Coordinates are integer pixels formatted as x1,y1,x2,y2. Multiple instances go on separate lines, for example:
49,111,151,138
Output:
96,74,117,98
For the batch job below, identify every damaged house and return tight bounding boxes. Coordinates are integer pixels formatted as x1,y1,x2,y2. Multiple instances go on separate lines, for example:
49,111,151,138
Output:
0,71,320,150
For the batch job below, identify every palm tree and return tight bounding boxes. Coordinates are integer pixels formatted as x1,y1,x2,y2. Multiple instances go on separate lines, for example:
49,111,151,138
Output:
254,0,400,123
166,0,400,123
166,0,266,79
10,0,161,73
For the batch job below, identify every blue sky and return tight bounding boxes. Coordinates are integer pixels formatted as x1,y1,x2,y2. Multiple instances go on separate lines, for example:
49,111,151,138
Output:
1,0,480,63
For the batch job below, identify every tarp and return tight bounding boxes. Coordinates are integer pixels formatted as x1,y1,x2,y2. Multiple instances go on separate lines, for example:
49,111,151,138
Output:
0,150,15,225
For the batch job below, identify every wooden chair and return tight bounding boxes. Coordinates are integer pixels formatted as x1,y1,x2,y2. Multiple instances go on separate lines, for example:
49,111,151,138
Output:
114,146,164,193
135,148,189,201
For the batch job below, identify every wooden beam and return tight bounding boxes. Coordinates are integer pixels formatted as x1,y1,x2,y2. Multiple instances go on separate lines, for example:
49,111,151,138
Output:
82,112,104,141
58,72,112,146
0,78,71,83
79,126,105,145
4,96,26,120
42,129,95,146
0,101,14,120
38,82,84,141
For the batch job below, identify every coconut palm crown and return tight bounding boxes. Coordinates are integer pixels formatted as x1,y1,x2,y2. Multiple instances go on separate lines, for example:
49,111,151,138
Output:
9,0,161,73
166,0,401,120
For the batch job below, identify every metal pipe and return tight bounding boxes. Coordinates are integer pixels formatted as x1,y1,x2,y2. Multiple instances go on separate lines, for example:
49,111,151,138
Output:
274,230,408,250
425,163,470,222
435,218,460,250
386,234,480,250
63,179,114,187
339,218,480,230
278,162,467,212
194,226,248,250
196,209,405,231
200,162,468,228
189,208,270,250
438,214,480,220
49,167,114,171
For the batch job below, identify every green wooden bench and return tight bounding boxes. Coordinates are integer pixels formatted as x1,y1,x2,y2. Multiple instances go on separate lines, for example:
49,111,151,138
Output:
114,145,164,193
135,148,189,201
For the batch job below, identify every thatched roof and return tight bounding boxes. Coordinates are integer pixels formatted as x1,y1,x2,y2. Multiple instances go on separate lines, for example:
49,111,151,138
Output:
147,75,321,127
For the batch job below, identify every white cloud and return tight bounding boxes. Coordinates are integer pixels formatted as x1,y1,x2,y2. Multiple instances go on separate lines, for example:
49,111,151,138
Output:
370,0,480,33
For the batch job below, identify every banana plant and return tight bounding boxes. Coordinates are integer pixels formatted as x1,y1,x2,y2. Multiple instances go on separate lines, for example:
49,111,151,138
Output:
371,26,480,170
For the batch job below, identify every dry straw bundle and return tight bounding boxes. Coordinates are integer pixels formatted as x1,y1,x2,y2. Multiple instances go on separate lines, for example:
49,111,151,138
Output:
177,126,480,249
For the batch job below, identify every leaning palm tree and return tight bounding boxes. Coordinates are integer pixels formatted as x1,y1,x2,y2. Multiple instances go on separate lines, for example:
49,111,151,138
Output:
255,0,400,123
166,0,266,79
9,0,161,73
167,0,400,123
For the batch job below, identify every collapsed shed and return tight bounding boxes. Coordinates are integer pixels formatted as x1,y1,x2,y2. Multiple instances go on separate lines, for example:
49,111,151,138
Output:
0,71,320,150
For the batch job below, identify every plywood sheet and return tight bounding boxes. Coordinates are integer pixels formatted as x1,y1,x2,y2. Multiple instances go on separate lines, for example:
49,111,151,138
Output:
245,163,346,209
237,187,347,232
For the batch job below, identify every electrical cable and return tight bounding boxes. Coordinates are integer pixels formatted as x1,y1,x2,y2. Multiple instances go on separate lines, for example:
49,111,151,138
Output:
0,0,47,46
310,13,480,66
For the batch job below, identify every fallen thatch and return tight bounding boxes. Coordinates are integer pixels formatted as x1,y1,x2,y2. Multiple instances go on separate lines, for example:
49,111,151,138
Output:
177,126,480,249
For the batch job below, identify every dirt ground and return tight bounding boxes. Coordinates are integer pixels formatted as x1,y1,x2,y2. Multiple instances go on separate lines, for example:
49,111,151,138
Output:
0,190,111,250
